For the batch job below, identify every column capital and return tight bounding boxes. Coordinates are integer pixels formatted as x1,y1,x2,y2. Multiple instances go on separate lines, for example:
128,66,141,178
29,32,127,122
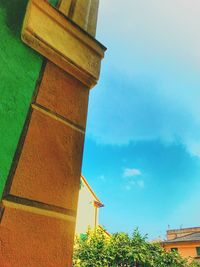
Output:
21,0,106,88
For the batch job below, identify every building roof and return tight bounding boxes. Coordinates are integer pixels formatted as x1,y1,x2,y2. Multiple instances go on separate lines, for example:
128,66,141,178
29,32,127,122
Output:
81,175,104,208
167,226,200,235
98,225,111,238
163,232,200,244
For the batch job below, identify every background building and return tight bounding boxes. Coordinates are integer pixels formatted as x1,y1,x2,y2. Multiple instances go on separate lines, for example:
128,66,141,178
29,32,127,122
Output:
76,175,104,234
162,227,200,261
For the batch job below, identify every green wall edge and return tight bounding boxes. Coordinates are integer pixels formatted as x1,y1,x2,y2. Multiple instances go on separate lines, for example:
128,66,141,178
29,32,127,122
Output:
0,0,43,198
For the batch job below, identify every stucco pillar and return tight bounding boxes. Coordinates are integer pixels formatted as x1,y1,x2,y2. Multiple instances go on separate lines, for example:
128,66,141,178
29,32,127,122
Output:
0,0,106,266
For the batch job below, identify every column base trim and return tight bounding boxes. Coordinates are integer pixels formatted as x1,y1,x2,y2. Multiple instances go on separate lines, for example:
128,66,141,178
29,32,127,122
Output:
2,195,76,222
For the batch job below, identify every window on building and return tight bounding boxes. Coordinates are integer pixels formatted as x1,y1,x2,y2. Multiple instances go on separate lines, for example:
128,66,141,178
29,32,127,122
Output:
196,247,200,256
171,248,178,252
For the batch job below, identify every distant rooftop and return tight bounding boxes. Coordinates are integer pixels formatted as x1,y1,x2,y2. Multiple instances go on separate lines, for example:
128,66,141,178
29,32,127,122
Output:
163,232,200,244
167,226,200,235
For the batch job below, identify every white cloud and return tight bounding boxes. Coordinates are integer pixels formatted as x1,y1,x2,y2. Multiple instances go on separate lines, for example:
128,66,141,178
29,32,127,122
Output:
123,168,141,178
123,168,144,190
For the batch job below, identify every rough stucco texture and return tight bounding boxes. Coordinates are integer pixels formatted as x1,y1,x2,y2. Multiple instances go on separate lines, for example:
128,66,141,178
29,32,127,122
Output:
0,0,43,198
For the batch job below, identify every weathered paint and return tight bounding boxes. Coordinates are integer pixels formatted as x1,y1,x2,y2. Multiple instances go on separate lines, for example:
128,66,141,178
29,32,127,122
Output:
0,0,43,198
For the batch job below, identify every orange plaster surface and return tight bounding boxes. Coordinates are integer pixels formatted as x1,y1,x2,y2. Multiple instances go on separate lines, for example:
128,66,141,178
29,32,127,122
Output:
0,0,105,264
1,63,88,266
36,62,89,129
164,242,200,260
10,109,84,212
0,207,75,267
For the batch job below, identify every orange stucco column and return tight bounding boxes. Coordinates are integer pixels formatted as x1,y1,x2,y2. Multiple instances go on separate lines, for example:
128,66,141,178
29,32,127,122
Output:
0,0,106,266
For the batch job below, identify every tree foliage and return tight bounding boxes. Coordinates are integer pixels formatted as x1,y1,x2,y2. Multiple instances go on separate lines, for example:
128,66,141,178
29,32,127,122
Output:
73,228,200,267
73,228,110,267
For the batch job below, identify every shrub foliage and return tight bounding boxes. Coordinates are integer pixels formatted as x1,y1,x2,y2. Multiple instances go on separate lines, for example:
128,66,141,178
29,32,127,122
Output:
73,228,200,267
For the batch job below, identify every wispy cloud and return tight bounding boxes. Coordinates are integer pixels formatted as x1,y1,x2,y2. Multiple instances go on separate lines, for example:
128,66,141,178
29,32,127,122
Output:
88,0,200,156
123,168,141,178
125,179,145,190
123,168,144,190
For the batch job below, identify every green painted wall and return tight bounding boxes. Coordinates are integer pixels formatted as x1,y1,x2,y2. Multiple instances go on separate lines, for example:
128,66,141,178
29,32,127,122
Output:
0,0,43,198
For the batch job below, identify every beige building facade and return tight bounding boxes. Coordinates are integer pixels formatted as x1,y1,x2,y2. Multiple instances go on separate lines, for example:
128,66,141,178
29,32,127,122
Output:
76,175,104,234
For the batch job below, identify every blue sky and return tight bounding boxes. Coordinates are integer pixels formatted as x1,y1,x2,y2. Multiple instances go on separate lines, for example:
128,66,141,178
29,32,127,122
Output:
82,0,200,239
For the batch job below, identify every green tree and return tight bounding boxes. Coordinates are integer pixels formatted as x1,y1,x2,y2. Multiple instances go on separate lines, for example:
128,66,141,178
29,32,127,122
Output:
108,232,132,266
73,228,200,267
189,260,200,267
73,228,110,267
